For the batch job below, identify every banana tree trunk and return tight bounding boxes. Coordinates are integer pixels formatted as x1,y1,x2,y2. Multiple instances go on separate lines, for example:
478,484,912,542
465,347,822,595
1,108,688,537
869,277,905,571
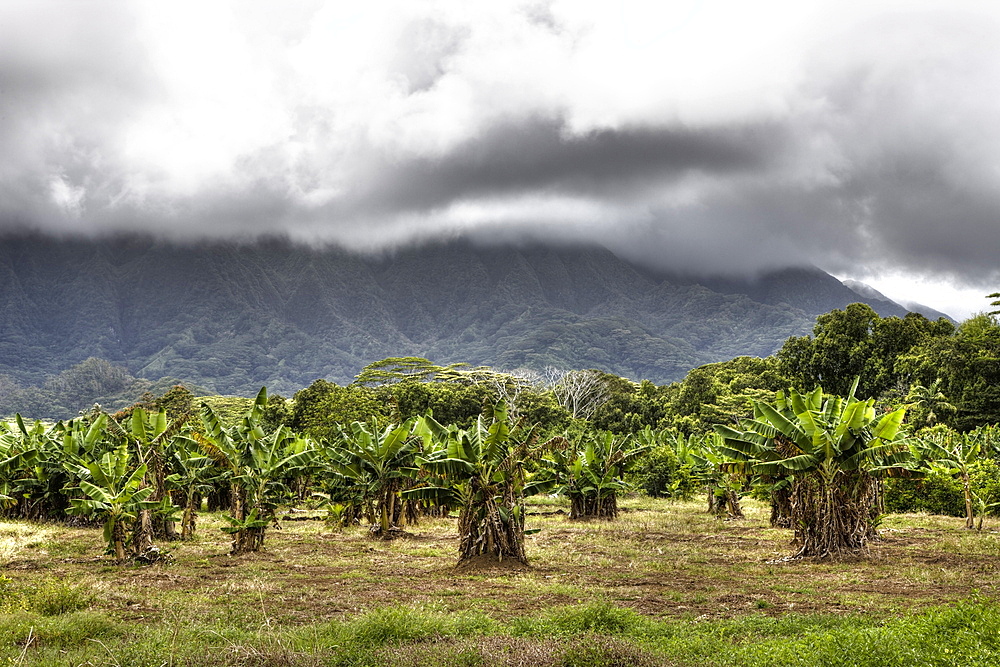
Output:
962,472,974,529
570,492,618,520
770,486,793,528
113,520,127,563
181,493,197,540
726,490,744,519
231,487,247,554
135,508,154,552
457,486,527,567
791,469,879,558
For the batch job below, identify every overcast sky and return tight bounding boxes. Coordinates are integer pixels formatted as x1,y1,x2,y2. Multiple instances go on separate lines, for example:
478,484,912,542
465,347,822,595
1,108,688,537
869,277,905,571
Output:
2,0,998,318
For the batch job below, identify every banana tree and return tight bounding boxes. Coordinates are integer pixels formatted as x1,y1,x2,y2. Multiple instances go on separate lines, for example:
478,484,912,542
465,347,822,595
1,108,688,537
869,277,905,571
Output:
11,414,112,521
0,422,21,510
106,407,188,543
403,402,550,566
913,427,993,529
64,445,153,562
165,437,219,539
324,417,420,539
716,381,916,558
543,431,649,520
198,388,316,553
690,433,747,520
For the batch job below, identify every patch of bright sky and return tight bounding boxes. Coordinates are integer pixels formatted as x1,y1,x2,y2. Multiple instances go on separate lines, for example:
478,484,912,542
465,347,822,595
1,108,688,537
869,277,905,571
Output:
841,272,992,321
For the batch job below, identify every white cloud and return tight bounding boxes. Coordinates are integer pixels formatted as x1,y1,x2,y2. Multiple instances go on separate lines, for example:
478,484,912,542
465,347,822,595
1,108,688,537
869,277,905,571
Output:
2,0,1000,317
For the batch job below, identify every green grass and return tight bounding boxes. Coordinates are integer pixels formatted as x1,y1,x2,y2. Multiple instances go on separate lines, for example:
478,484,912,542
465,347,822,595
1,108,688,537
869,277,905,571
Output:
2,498,1000,664
3,599,999,666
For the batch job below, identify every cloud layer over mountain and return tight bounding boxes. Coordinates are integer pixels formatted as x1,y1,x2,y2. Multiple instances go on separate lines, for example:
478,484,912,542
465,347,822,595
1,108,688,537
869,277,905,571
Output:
2,1,998,315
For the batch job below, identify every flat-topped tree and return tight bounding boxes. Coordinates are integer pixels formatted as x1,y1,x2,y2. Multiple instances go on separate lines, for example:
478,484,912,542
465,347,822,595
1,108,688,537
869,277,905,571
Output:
352,357,467,387
716,380,916,559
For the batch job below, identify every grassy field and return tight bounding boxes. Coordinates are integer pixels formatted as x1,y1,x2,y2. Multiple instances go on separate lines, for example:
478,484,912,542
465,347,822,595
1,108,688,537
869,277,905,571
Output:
2,497,1000,665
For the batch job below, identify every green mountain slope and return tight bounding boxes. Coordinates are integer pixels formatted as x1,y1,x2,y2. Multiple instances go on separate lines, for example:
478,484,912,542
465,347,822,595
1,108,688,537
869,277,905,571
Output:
0,234,919,396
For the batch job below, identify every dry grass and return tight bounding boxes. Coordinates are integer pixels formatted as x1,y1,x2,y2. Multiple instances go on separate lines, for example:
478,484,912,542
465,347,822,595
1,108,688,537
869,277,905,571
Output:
2,497,999,630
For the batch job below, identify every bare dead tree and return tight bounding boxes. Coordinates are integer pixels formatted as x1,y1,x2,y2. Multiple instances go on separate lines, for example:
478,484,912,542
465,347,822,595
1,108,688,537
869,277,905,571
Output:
544,368,611,420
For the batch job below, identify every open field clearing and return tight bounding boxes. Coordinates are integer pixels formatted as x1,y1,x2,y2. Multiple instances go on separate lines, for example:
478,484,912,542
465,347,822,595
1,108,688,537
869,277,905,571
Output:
3,497,1000,666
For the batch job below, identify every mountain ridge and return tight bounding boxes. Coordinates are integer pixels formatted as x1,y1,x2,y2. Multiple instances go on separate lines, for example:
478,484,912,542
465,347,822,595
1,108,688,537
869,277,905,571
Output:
0,234,939,396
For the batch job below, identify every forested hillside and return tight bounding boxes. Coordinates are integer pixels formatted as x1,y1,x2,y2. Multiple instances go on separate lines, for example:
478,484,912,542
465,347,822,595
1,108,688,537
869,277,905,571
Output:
0,233,930,414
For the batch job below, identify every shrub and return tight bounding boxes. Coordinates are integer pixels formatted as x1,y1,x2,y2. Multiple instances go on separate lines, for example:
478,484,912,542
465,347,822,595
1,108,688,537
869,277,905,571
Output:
632,447,694,499
885,468,965,516
886,460,1000,518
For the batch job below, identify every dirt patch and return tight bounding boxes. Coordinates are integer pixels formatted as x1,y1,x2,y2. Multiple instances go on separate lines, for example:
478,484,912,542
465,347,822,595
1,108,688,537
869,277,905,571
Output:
453,554,531,573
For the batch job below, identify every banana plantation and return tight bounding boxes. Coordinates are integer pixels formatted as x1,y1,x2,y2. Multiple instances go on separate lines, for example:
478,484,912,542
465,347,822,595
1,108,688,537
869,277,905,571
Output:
3,370,1000,568
0,385,656,566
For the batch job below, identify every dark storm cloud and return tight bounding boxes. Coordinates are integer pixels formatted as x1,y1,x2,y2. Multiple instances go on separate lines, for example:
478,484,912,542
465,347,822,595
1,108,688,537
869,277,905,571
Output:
332,117,789,217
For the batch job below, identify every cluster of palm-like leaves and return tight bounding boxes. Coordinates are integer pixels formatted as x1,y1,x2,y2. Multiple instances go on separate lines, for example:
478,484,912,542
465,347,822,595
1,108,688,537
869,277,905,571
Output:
715,384,915,481
713,382,918,557
0,410,200,560
541,431,649,520
319,417,421,537
196,388,316,553
401,402,552,564
0,387,318,560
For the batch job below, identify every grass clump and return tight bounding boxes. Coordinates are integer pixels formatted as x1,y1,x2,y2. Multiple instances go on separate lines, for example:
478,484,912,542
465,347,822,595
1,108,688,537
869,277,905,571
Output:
28,577,94,616
0,575,93,616
512,601,652,638
344,606,498,645
718,599,1000,667
0,610,123,652
292,605,502,664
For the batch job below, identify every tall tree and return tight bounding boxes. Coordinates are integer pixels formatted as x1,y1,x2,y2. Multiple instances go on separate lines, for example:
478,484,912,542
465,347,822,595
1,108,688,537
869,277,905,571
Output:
901,314,1000,429
545,368,611,420
905,379,957,429
777,304,951,399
